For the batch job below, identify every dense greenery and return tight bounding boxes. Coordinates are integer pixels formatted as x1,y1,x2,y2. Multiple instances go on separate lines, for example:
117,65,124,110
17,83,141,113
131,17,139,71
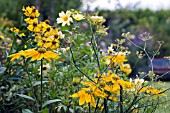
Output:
1,2,170,113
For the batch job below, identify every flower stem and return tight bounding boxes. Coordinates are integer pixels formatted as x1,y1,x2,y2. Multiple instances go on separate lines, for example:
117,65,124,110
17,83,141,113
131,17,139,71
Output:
40,59,43,111
88,103,91,113
120,85,123,113
104,98,108,113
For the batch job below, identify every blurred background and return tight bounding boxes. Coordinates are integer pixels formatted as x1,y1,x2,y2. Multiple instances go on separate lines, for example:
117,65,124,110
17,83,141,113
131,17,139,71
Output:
1,0,170,78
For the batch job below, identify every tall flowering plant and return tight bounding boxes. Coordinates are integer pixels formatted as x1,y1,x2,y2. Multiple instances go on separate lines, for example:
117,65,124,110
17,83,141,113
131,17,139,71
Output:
5,6,169,113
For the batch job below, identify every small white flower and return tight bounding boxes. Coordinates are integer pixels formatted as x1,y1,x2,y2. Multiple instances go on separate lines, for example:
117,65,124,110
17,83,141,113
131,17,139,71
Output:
107,44,114,54
58,31,65,39
57,10,73,26
38,63,50,75
134,78,144,87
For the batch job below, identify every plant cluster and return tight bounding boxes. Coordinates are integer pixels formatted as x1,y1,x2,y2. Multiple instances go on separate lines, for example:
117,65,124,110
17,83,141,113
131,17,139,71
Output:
0,6,169,113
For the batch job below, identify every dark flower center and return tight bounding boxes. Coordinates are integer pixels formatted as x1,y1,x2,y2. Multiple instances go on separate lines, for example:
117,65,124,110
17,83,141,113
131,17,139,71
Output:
38,48,46,53
42,67,47,70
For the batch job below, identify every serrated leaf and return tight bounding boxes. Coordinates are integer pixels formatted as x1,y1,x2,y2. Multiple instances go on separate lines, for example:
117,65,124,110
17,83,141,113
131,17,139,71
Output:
0,67,6,74
17,94,35,101
22,109,33,113
42,99,61,108
33,81,49,87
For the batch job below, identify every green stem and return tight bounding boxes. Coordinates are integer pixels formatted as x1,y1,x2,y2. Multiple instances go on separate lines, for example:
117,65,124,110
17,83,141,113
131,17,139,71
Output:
119,85,123,113
104,98,108,113
89,22,101,71
69,46,95,83
94,98,100,113
40,59,43,111
88,103,91,113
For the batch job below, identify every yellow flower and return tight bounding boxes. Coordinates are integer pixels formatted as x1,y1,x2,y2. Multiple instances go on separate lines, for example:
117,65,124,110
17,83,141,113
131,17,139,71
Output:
8,48,60,62
146,86,166,96
22,6,40,18
0,35,4,41
45,38,60,50
24,48,60,61
24,17,38,24
106,52,127,67
118,80,135,90
10,27,20,33
8,51,24,62
39,21,50,33
19,33,26,37
90,16,106,23
120,63,132,75
8,44,12,47
72,77,81,83
71,88,96,107
108,96,118,102
72,14,84,21
96,25,108,35
91,85,107,98
27,21,41,32
102,70,120,83
56,10,73,26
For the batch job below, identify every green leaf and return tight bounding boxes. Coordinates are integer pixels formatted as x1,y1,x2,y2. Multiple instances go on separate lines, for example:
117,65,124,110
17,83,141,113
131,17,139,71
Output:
41,108,49,113
33,81,49,87
22,109,33,113
17,94,35,101
42,99,61,108
0,67,6,74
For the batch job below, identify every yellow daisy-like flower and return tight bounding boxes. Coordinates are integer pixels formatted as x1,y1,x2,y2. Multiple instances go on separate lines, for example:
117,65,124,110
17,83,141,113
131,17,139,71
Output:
56,10,73,26
90,16,106,23
24,17,38,24
22,6,40,18
10,27,20,33
45,38,60,50
120,63,132,75
27,21,41,32
24,48,60,61
8,48,60,62
106,52,127,67
71,88,96,107
8,51,24,62
72,13,84,21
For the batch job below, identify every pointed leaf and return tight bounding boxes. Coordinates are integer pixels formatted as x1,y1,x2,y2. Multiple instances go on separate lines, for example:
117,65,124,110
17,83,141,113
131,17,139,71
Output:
22,109,33,113
42,99,61,108
17,94,35,101
0,67,6,74
33,81,49,87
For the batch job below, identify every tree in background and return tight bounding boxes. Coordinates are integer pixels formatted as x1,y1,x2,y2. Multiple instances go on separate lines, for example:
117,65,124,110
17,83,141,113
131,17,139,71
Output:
99,9,170,77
